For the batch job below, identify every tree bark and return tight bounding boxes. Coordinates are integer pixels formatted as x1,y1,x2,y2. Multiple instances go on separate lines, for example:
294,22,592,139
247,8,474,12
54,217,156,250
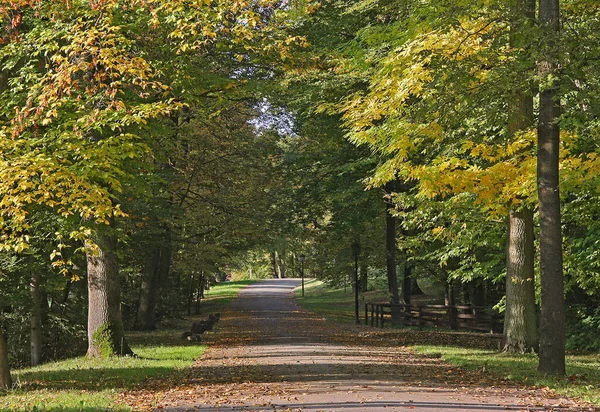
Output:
86,226,133,358
385,184,401,325
187,273,195,316
30,272,43,366
502,0,539,354
402,264,413,305
133,248,161,331
503,209,538,352
279,247,286,278
359,258,368,292
271,251,278,279
537,0,565,375
0,326,11,390
385,199,400,306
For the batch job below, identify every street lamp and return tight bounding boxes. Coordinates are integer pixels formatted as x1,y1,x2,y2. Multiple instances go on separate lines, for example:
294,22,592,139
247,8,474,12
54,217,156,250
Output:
351,238,361,325
299,254,305,297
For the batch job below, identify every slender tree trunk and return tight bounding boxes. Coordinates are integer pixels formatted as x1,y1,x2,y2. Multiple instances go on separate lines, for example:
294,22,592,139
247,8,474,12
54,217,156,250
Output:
537,0,565,375
385,203,400,305
402,264,413,305
187,273,195,316
133,248,161,331
86,225,133,357
0,325,11,390
279,247,286,279
359,258,368,292
271,252,278,279
195,271,203,315
199,271,205,299
473,280,486,307
444,279,457,329
30,272,43,366
385,185,401,325
503,209,538,352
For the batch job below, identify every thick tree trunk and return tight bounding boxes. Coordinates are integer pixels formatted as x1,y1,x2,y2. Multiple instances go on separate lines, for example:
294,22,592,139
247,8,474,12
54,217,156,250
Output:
0,326,11,390
30,272,43,366
502,0,538,354
537,0,565,376
133,248,161,331
503,209,538,352
86,226,133,357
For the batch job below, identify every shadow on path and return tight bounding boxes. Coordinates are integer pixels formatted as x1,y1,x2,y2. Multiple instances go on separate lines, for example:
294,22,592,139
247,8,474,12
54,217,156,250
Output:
149,280,588,412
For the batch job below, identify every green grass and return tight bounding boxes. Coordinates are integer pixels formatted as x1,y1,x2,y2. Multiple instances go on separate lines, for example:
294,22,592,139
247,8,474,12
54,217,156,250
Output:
412,345,600,406
0,280,254,411
295,279,388,324
0,345,204,411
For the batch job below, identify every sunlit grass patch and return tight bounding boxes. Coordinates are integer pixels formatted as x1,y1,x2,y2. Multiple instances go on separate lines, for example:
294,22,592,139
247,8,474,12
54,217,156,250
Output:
295,280,388,324
412,345,600,406
0,280,254,411
0,344,204,411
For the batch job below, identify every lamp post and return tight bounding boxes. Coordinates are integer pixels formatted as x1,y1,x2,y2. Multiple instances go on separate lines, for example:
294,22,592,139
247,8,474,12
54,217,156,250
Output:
351,238,360,325
299,254,305,297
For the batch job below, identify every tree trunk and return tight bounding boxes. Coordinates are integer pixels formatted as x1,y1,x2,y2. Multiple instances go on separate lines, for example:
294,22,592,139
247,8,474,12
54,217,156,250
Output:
30,272,43,366
503,209,538,353
187,273,195,316
385,201,400,306
0,326,11,390
279,247,286,278
502,0,538,354
473,280,486,307
271,252,278,279
199,271,205,299
359,258,368,292
133,248,161,331
385,185,401,325
86,226,133,358
537,0,565,376
402,264,413,305
444,279,458,329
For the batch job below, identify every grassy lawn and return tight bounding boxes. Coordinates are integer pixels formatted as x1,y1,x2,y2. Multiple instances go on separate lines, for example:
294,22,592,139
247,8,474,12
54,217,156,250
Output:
413,346,600,406
0,280,253,412
295,279,388,324
295,281,600,407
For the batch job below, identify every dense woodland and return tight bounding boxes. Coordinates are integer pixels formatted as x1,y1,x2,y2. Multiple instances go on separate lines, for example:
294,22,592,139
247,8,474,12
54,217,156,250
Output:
1,0,599,390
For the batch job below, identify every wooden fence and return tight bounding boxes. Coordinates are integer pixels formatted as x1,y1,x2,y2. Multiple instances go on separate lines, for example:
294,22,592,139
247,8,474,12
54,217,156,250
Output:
364,302,502,334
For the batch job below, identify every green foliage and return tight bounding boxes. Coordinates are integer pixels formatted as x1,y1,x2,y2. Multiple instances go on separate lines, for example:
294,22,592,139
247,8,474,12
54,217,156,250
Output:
566,304,600,353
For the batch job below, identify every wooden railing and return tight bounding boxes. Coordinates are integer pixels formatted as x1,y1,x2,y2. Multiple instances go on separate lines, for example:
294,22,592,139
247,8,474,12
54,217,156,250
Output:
364,302,502,334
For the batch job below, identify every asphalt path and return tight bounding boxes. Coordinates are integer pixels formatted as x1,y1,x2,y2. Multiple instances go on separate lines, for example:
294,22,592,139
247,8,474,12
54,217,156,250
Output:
157,279,589,412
